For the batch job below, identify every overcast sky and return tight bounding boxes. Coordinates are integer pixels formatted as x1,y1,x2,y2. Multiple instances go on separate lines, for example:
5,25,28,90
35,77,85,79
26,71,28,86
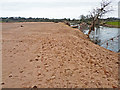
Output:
0,0,119,19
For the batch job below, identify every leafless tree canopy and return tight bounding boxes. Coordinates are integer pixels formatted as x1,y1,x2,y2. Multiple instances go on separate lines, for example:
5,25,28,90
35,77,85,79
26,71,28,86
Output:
88,0,113,36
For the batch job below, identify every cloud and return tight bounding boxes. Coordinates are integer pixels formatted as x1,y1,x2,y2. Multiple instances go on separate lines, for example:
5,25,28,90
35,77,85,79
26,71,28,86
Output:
0,0,119,18
1,0,100,3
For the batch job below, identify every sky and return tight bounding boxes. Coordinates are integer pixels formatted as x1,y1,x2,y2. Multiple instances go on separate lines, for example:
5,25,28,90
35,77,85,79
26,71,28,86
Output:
0,0,119,19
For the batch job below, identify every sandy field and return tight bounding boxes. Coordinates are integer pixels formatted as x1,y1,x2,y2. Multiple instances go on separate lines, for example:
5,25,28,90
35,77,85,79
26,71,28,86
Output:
1,22,119,88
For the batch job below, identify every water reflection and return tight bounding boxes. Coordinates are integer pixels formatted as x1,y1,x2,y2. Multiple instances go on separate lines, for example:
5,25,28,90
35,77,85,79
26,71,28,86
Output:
83,26,120,52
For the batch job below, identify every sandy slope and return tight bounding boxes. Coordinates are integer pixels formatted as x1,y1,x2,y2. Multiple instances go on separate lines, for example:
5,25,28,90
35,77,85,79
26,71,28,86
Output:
2,22,118,88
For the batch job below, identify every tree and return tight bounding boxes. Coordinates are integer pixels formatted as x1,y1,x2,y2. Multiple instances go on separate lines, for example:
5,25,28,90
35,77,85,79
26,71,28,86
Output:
79,15,86,22
87,0,113,37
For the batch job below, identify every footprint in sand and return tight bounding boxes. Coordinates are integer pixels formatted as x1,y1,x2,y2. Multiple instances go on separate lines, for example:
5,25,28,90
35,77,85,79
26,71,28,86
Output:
19,70,23,73
9,74,12,78
1,82,5,85
29,59,33,62
33,85,37,88
35,58,39,61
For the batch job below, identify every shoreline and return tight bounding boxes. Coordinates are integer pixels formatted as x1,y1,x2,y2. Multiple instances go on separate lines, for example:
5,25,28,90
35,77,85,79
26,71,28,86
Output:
101,24,120,28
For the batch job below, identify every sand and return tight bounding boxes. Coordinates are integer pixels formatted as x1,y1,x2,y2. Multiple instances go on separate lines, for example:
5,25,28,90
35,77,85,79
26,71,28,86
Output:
2,22,118,88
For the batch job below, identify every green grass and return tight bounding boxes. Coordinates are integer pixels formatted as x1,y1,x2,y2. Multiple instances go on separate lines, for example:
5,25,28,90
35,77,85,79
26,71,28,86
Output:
106,21,120,26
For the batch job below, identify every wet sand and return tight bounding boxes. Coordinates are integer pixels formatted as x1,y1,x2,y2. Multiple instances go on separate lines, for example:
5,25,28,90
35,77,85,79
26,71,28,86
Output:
2,22,118,88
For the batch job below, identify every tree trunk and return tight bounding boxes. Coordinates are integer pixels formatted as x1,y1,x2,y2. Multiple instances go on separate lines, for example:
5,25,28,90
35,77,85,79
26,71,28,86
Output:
88,16,98,38
88,21,95,38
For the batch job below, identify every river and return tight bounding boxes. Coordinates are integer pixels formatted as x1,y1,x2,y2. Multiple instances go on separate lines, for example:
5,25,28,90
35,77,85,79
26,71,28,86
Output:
83,26,120,52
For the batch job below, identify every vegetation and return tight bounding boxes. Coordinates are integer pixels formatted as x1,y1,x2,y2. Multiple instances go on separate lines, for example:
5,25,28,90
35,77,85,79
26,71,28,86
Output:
87,0,113,37
105,21,120,26
1,16,119,26
0,17,72,23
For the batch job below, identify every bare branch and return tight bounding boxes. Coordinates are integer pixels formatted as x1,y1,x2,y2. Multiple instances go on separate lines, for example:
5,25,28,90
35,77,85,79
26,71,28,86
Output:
87,0,113,37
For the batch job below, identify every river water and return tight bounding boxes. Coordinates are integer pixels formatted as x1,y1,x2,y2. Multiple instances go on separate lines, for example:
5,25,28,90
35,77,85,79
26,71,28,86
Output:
83,26,120,52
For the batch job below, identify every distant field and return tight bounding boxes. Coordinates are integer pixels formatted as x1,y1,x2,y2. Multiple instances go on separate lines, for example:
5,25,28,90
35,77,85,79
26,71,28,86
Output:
106,21,120,26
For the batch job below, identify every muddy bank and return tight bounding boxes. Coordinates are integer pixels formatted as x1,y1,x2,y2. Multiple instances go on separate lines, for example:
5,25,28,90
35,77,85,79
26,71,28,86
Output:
2,22,118,88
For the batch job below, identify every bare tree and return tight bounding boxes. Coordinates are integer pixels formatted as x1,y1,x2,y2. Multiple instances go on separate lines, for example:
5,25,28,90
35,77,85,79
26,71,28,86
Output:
88,0,113,37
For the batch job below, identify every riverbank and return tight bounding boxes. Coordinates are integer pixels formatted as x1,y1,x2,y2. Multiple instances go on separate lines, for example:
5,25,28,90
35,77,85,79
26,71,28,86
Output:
102,24,120,28
101,21,120,28
2,22,118,88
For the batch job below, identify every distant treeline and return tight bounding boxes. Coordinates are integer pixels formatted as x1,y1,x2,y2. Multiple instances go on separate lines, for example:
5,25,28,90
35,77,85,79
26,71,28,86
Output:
0,17,72,23
0,17,119,23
